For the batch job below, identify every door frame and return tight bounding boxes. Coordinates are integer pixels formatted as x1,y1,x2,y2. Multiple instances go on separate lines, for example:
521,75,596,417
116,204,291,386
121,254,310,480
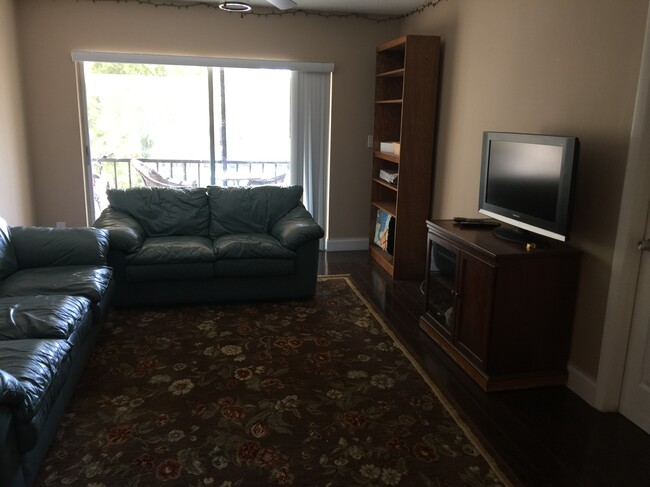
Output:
75,61,96,225
595,4,650,412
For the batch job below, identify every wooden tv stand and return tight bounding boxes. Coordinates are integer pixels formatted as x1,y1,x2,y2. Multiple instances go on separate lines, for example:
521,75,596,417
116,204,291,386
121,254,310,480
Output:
420,220,580,391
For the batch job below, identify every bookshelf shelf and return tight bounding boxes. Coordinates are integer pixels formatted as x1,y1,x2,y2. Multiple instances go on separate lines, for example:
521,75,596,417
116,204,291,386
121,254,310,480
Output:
372,177,398,192
377,68,405,78
373,151,400,164
371,200,397,217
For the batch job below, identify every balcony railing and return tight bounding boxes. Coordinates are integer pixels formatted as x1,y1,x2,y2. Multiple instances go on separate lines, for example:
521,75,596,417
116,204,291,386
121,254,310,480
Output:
95,157,289,189
92,157,290,217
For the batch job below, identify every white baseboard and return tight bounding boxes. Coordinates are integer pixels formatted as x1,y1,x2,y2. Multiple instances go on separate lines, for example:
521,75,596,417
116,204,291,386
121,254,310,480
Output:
566,362,597,407
325,237,369,252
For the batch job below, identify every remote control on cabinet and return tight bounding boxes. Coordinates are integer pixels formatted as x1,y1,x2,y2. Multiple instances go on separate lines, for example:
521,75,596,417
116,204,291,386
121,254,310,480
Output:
453,217,500,227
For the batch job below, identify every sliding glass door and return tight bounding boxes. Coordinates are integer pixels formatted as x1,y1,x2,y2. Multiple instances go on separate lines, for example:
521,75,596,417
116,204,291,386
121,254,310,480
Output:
80,61,291,219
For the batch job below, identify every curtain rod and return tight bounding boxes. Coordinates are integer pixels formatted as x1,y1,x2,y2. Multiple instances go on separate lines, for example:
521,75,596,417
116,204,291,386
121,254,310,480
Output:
71,51,334,73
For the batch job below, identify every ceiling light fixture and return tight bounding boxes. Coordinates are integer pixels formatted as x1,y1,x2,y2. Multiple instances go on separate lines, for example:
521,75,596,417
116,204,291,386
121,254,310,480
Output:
218,2,252,12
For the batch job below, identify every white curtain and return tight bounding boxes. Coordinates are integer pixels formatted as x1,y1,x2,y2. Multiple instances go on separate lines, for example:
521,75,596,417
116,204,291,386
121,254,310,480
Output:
290,72,331,248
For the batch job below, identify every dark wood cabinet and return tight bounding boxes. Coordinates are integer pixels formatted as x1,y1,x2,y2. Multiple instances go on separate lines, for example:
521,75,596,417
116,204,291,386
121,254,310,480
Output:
369,35,440,279
420,220,581,391
455,251,494,368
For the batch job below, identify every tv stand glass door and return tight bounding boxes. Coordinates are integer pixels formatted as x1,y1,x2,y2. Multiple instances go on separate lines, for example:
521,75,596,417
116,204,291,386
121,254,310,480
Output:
425,242,458,338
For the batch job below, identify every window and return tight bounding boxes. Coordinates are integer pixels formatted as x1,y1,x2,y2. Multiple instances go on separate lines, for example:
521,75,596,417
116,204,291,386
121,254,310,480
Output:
75,52,332,233
81,62,291,217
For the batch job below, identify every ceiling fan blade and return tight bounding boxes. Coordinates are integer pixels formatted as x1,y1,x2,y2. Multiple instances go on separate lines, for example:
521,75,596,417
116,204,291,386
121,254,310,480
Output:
266,0,297,10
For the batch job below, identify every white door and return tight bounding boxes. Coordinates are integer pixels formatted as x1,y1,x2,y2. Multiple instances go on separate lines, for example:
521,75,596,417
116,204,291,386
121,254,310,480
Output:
619,206,650,434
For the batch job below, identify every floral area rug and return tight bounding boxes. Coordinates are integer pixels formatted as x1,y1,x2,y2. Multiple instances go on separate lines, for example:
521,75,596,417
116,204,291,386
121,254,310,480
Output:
37,275,511,486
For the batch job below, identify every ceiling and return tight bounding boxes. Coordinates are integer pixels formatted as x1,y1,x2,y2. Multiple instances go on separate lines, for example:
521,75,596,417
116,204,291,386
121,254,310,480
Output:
196,0,432,16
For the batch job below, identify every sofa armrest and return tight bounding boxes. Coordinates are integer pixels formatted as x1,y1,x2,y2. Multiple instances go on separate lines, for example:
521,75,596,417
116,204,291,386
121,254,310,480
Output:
0,404,24,486
271,204,324,250
10,226,109,269
0,370,25,410
94,207,145,253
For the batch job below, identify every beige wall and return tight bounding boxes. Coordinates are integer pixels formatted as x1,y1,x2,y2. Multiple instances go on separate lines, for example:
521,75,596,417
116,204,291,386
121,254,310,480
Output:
14,0,399,233
0,0,33,225
402,0,648,376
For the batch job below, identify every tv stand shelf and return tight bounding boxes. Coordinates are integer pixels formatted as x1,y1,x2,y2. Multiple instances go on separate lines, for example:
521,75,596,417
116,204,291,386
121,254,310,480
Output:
420,220,580,391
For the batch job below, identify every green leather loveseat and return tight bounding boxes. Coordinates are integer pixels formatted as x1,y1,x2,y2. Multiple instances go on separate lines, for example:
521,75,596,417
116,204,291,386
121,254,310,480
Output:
93,185,324,307
0,217,114,487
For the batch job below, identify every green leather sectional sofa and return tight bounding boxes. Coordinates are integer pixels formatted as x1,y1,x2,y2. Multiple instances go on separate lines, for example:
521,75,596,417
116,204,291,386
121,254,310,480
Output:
0,185,322,485
93,185,324,307
0,218,114,486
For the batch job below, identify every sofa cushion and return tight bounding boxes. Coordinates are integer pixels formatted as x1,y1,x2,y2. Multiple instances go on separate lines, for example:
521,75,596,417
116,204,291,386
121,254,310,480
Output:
125,236,215,264
0,296,91,341
0,266,113,303
107,187,209,237
10,226,109,268
0,339,72,452
208,185,303,237
0,217,17,280
126,262,214,282
214,258,294,277
213,234,295,259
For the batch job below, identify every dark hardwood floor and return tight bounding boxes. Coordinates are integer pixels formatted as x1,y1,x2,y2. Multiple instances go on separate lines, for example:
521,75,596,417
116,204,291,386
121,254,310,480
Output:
318,250,650,487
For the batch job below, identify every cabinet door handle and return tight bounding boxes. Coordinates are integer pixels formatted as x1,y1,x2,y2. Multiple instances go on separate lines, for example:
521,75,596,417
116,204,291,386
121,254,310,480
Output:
451,290,461,297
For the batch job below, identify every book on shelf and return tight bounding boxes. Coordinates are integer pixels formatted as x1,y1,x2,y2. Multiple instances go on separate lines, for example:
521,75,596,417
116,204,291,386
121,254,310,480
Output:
379,141,400,155
379,169,398,185
374,209,395,255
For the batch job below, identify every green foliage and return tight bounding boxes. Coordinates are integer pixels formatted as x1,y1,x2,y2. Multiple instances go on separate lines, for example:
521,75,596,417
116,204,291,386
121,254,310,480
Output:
97,160,144,191
90,62,169,76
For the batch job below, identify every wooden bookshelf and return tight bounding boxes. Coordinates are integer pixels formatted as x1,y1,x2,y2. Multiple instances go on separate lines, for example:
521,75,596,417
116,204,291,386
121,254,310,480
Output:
369,35,441,280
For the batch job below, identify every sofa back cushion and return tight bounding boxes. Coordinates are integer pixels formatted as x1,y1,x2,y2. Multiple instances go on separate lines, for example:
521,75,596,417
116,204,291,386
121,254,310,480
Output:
0,217,18,280
10,226,109,268
208,185,303,237
107,187,209,237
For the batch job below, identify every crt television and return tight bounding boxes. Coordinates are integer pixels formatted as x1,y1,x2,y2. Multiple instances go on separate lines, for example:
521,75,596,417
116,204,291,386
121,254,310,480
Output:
478,131,579,244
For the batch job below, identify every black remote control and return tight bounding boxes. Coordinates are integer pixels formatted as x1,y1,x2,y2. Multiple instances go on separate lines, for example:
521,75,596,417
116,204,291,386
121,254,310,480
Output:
453,217,500,227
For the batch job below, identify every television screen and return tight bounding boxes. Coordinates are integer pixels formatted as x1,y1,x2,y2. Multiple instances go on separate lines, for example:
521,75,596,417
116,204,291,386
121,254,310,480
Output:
478,132,579,244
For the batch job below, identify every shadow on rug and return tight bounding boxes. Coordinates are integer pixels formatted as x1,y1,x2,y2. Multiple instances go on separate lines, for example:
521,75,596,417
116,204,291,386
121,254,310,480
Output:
36,276,511,486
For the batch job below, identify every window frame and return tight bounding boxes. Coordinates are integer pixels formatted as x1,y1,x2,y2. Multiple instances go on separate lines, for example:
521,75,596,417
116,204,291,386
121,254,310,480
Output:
73,51,333,224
